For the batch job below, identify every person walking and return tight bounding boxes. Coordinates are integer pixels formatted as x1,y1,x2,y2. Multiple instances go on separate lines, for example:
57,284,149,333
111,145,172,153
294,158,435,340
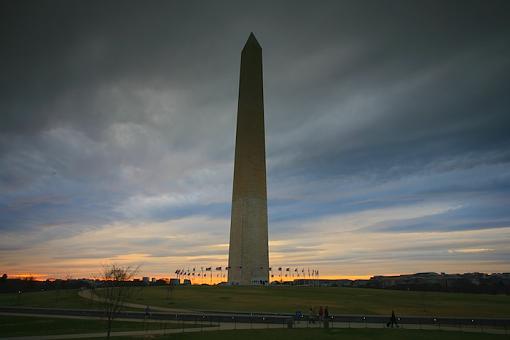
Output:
387,310,399,328
319,306,324,321
324,306,329,319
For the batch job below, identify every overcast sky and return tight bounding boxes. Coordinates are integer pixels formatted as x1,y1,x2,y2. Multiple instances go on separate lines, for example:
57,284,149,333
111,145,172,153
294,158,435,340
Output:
1,0,509,279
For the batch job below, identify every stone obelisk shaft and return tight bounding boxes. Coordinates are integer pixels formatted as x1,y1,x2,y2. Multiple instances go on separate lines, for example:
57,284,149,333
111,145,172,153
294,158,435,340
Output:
228,33,269,285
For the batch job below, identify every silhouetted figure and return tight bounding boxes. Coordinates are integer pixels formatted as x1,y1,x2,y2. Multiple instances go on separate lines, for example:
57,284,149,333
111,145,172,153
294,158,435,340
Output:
309,307,315,324
319,306,324,320
324,306,329,319
145,305,151,319
386,310,399,328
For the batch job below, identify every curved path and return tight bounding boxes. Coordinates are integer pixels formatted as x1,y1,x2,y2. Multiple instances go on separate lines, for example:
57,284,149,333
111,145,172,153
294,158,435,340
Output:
78,289,197,314
1,325,223,340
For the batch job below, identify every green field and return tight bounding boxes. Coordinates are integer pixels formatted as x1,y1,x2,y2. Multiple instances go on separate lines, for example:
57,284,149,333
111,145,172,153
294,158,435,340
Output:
169,329,509,340
125,286,510,317
82,329,509,340
2,286,510,319
0,288,100,308
0,315,198,337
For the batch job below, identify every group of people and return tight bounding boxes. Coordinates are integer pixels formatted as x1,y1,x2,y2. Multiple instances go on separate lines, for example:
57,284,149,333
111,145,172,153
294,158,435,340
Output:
309,306,329,323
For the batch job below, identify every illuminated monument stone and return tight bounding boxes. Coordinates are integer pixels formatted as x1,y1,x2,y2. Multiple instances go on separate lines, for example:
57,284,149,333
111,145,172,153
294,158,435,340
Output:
228,33,269,285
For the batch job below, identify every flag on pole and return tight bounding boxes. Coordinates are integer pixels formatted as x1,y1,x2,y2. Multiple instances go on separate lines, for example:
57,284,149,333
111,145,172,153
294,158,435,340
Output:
205,267,211,271
216,267,222,271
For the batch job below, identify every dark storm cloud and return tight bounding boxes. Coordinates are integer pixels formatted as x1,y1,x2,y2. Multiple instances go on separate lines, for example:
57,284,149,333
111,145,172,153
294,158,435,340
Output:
2,1,509,162
267,40,510,178
2,0,507,135
2,1,239,139
1,0,510,275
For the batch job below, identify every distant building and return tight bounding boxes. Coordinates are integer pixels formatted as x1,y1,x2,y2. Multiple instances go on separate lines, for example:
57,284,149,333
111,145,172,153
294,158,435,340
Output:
292,279,352,287
352,280,369,287
365,272,510,293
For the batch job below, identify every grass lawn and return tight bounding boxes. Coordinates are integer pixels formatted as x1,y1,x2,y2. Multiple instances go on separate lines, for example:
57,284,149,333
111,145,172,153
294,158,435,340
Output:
80,328,510,340
0,288,101,309
0,315,203,337
124,285,510,317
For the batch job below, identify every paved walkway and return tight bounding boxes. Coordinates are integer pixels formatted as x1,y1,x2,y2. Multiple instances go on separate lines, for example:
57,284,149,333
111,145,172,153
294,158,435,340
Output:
0,320,280,340
2,315,509,339
1,326,220,340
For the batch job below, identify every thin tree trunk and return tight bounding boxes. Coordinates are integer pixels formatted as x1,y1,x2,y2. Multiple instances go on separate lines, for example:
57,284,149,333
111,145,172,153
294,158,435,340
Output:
107,315,112,339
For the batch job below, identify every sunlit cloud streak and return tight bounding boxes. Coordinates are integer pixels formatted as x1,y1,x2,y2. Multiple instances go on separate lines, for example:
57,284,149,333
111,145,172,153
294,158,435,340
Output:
1,1,509,278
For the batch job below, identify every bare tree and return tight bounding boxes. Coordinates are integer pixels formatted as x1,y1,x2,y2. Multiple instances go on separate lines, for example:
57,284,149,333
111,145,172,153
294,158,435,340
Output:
100,264,140,339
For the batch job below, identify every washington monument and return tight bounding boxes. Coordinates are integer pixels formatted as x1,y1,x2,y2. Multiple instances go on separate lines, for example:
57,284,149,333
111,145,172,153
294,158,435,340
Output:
228,33,269,285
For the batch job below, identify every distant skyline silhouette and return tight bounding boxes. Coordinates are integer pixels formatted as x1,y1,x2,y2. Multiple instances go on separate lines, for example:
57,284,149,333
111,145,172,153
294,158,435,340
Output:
1,1,509,279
